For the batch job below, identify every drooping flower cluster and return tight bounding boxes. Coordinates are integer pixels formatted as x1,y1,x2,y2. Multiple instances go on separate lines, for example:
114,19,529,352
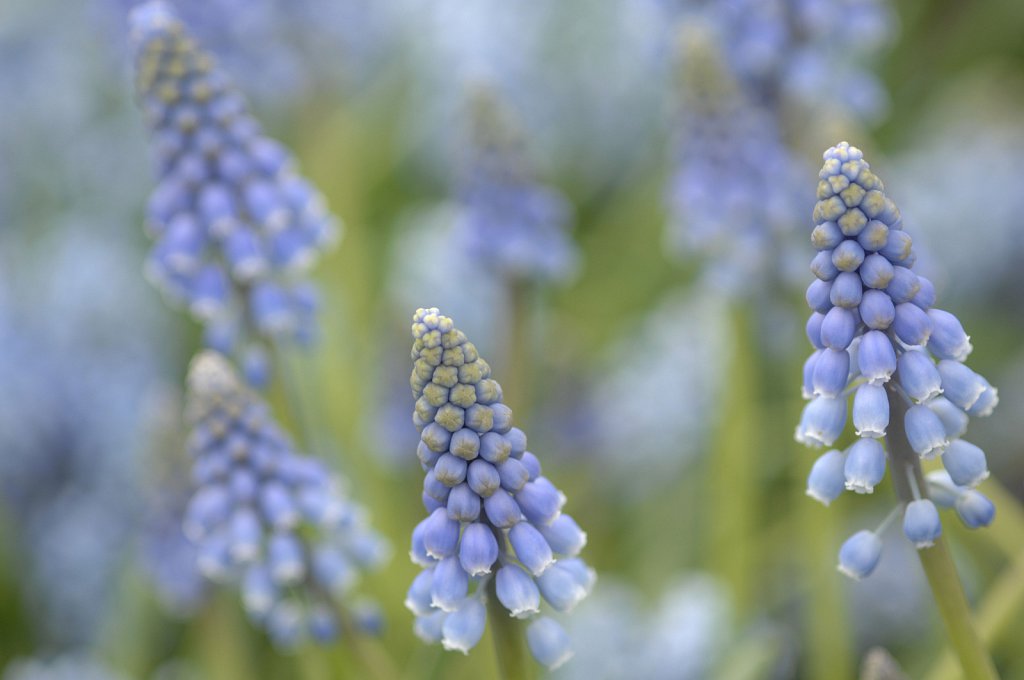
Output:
797,142,998,579
184,351,387,646
406,308,594,669
130,0,339,385
454,88,579,285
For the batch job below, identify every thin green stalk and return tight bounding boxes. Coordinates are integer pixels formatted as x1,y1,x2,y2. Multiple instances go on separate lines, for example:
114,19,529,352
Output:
193,595,259,680
926,546,1024,680
707,305,757,615
886,389,999,680
486,577,535,680
272,342,326,458
502,279,530,417
334,606,402,680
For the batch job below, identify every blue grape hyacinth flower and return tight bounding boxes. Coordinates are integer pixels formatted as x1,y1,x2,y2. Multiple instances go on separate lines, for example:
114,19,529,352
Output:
129,1,339,384
665,21,804,292
184,351,387,646
407,308,594,669
454,88,579,285
797,142,998,579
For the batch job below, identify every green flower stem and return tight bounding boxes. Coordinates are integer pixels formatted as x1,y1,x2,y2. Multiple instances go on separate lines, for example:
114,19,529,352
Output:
487,575,535,680
502,278,531,417
926,545,1024,680
194,594,259,680
707,305,758,615
886,389,999,680
335,607,402,680
272,343,327,457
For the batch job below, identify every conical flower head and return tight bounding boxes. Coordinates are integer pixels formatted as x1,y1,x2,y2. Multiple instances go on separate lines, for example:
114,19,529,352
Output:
664,20,804,293
130,1,339,383
184,351,387,646
797,142,998,578
407,308,593,668
455,87,579,284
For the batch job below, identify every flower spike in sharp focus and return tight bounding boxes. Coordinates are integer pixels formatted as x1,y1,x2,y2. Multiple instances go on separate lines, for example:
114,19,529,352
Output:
406,308,594,670
184,351,387,647
129,1,339,386
797,142,998,579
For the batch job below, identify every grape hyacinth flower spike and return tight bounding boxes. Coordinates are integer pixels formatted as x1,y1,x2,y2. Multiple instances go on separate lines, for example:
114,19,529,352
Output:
798,143,999,677
456,87,579,285
665,20,803,293
184,351,387,647
407,308,593,671
130,1,339,386
798,142,998,571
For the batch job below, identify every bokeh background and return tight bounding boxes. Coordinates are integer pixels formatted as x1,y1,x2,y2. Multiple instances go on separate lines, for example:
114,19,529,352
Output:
2,0,1024,678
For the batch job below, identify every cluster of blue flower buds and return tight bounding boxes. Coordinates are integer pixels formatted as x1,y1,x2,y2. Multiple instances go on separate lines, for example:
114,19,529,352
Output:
665,22,802,289
130,1,339,386
406,308,593,669
184,351,387,646
455,90,578,285
797,142,998,579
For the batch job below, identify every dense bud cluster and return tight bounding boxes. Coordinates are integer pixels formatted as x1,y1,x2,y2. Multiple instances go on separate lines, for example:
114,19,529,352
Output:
797,142,998,579
130,1,338,385
185,352,386,646
406,308,593,669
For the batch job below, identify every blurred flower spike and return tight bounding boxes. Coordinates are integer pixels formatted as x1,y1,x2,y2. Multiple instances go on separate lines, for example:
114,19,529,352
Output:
130,0,339,386
406,307,594,669
455,86,579,285
664,18,803,293
184,351,388,647
796,142,998,579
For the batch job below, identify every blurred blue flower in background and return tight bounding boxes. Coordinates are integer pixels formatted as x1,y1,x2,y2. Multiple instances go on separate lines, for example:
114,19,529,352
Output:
890,112,1024,308
400,0,668,196
0,0,151,226
660,0,894,120
664,20,805,293
183,351,388,647
455,88,579,285
661,0,894,292
584,290,728,495
137,390,209,618
130,0,339,384
559,575,730,680
104,0,409,103
0,231,171,649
